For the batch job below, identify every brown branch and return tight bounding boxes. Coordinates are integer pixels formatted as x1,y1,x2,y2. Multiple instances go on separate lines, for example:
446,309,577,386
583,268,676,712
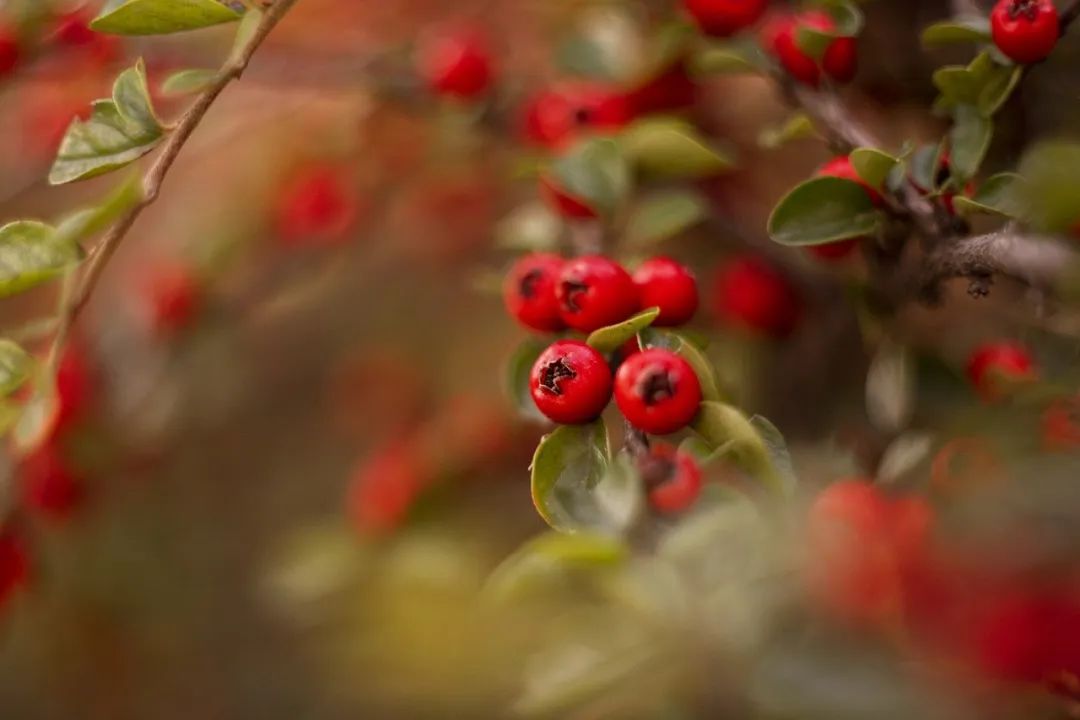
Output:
44,0,301,371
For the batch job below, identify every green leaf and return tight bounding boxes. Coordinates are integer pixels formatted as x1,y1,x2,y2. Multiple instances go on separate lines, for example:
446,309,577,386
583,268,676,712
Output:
692,402,788,497
484,531,627,604
530,421,612,533
625,191,708,247
160,68,217,95
53,174,144,245
909,143,946,192
0,340,32,396
795,1,862,58
1018,141,1080,232
749,415,797,496
978,63,1022,117
586,307,660,353
229,6,263,63
949,104,992,181
49,60,165,185
877,432,934,485
768,177,880,246
865,340,915,434
952,172,1028,218
692,39,763,75
592,452,644,535
505,339,547,423
0,221,82,297
550,138,632,217
91,0,242,35
757,113,817,150
849,148,899,190
639,328,723,403
921,18,992,46
621,118,735,179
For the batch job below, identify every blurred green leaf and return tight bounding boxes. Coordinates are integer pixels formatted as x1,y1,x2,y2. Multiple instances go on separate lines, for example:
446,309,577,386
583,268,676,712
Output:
53,174,144,245
795,1,862,58
758,113,817,150
952,172,1028,218
160,68,217,95
850,148,898,189
593,452,644,536
0,340,32,396
50,60,165,185
693,402,790,498
0,221,82,298
692,39,764,75
625,191,708,247
621,118,735,179
550,138,632,217
866,340,915,434
978,63,1021,116
485,531,627,604
909,143,945,192
531,421,612,533
11,380,57,454
640,328,723,402
921,17,991,46
749,415,798,496
1017,141,1080,232
587,307,660,353
505,339,547,423
768,177,880,246
949,104,992,181
91,0,241,35
877,432,934,485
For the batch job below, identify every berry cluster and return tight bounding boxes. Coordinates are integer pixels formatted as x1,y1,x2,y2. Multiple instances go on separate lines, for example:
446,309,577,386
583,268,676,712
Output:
505,252,707,513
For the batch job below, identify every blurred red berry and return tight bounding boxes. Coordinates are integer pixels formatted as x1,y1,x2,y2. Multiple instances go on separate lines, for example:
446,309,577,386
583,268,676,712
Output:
523,82,631,150
347,440,425,537
275,165,359,247
644,444,703,514
966,341,1036,402
973,588,1080,684
51,8,121,66
623,60,698,116
615,349,702,435
503,253,566,332
145,263,201,335
530,340,613,425
1042,396,1080,451
0,529,29,609
418,25,494,100
539,174,599,220
991,0,1059,64
765,11,856,88
20,445,86,521
711,255,801,338
683,0,767,37
0,21,20,77
53,341,93,438
633,257,698,327
556,255,639,332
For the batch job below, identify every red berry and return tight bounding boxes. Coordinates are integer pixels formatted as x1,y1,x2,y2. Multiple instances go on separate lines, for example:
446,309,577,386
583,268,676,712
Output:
51,9,120,65
418,26,494,100
539,174,598,220
275,165,359,247
145,263,201,335
1042,396,1080,451
347,440,425,536
523,83,631,150
683,0,767,37
644,444,703,514
806,238,860,262
530,340,613,424
0,529,29,609
991,0,1059,64
0,22,20,77
615,349,702,435
53,342,93,437
503,253,566,332
556,256,639,332
623,60,698,116
766,11,857,88
633,257,698,327
966,341,1036,402
20,445,85,521
711,256,801,338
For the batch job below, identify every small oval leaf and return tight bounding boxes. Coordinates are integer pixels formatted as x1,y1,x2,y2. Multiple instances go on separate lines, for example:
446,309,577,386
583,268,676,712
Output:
0,340,33,396
625,191,707,247
91,0,242,35
586,307,660,353
850,148,899,190
921,18,992,46
160,68,217,95
530,421,611,533
768,177,880,246
621,118,735,179
0,221,82,297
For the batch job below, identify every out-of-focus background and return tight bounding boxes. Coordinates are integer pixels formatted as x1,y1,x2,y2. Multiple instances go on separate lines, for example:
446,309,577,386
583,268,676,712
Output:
0,0,1077,718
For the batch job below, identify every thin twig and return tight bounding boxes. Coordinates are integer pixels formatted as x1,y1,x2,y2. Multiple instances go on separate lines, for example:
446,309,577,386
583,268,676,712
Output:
44,0,301,371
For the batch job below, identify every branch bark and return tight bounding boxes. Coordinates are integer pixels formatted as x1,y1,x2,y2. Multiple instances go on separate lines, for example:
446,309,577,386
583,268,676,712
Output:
45,0,301,371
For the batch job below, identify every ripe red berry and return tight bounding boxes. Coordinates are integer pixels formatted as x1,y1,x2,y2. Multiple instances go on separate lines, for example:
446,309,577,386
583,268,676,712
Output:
347,440,426,536
0,21,20,77
556,256,639,332
145,263,201,335
643,443,703,514
711,256,801,338
539,174,598,220
966,341,1036,402
0,529,29,609
523,83,631,150
615,349,702,435
20,445,85,521
418,26,494,100
530,340,613,424
503,253,566,332
683,0,767,37
765,11,857,88
991,0,1059,64
275,165,359,247
623,60,698,116
51,8,120,66
633,257,698,327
